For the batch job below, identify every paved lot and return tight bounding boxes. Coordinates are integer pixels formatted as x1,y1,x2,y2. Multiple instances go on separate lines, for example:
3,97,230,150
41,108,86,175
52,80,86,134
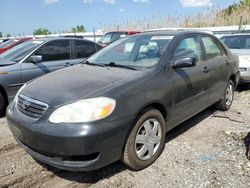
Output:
0,87,250,188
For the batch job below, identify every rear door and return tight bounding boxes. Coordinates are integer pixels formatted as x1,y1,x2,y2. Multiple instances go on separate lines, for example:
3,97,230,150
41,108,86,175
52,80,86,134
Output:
200,35,229,103
20,39,72,83
170,35,210,125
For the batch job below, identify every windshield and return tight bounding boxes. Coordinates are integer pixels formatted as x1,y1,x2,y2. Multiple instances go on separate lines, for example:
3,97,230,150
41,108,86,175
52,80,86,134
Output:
0,39,18,48
221,35,250,49
0,40,44,62
99,32,127,44
88,34,174,68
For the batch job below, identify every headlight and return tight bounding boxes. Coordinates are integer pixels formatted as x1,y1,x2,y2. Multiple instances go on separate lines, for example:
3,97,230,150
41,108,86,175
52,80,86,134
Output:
49,97,116,123
14,83,27,103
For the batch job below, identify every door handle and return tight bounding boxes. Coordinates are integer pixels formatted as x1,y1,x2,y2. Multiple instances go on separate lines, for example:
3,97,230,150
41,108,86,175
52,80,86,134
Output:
203,66,209,73
226,59,230,65
64,62,73,67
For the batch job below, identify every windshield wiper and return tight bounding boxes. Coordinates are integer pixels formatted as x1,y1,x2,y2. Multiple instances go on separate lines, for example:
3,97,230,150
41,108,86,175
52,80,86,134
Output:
82,60,105,67
104,62,137,70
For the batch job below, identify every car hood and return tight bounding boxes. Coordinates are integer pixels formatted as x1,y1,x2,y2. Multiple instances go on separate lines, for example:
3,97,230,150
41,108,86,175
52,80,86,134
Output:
21,64,145,107
0,57,17,66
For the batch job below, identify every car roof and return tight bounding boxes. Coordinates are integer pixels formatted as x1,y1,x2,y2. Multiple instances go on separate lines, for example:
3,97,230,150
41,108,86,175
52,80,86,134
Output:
141,30,214,36
221,33,250,37
32,37,101,44
106,30,140,33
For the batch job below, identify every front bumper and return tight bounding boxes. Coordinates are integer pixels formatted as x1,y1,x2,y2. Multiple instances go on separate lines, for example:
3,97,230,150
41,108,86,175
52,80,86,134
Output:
7,103,135,171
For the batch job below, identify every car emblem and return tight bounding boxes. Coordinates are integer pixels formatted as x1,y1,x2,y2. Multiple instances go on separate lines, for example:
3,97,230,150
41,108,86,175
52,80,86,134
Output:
22,100,30,110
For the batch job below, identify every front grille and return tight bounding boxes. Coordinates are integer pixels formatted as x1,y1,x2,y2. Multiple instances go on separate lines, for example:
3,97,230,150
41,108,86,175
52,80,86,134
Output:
17,94,48,119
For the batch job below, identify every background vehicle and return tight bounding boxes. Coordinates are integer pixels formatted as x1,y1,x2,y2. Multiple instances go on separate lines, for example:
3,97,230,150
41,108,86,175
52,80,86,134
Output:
0,38,32,54
221,34,250,84
0,38,10,44
7,31,239,172
98,30,140,46
0,38,102,115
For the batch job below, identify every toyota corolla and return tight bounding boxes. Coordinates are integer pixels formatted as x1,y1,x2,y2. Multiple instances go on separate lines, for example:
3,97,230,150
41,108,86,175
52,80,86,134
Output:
7,30,239,171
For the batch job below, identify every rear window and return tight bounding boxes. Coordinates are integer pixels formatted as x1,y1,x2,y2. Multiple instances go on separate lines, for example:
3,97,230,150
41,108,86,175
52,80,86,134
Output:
221,35,250,49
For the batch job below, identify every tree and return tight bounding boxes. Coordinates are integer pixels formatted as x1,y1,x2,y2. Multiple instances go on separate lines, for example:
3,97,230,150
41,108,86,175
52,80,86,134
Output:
71,25,86,33
0,32,2,38
33,28,51,35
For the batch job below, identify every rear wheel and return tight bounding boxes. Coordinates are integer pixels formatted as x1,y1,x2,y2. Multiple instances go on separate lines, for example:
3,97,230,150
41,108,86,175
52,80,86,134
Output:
0,93,5,116
216,80,234,111
122,108,166,170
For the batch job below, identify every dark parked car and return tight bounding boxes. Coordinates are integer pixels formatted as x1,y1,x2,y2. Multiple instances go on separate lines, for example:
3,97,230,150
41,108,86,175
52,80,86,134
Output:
220,34,250,84
0,38,32,54
98,30,140,46
0,38,102,114
7,31,239,171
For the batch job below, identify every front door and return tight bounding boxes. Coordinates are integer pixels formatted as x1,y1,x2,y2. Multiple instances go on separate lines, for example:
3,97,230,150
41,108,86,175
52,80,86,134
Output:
170,35,210,126
21,40,72,83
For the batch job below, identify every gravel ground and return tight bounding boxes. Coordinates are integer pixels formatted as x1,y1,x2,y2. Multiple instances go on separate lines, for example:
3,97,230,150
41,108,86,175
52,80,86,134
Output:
0,87,250,188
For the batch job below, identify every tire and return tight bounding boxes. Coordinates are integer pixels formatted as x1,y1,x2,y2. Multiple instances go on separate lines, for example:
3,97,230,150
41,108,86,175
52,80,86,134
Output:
216,80,234,111
0,93,5,116
122,108,166,171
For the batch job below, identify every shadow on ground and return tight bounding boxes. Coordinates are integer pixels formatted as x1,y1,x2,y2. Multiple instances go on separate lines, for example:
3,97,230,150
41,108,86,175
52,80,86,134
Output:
165,107,215,143
44,107,216,184
244,132,250,160
236,84,250,92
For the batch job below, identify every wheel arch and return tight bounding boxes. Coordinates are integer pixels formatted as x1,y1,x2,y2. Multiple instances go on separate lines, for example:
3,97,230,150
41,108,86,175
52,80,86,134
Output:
0,85,8,104
0,85,9,113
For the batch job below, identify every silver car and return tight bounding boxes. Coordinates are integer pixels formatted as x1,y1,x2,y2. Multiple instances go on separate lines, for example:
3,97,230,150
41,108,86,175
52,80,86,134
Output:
0,38,102,115
221,34,250,84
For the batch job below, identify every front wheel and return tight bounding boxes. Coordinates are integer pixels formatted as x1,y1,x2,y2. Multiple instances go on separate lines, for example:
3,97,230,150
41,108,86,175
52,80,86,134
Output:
122,108,166,170
216,80,234,111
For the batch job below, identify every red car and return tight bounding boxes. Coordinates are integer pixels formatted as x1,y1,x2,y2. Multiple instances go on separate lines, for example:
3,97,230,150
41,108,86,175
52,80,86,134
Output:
0,38,32,54
98,31,140,46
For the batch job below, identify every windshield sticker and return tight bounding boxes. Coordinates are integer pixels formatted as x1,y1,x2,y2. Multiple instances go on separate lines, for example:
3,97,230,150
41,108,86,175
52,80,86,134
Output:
151,36,174,40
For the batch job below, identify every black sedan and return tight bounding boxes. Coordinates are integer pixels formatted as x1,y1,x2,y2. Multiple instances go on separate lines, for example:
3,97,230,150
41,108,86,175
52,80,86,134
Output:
7,30,240,171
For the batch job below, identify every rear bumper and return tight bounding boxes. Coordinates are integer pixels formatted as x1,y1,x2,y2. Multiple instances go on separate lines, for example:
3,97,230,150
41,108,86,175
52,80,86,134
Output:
239,68,250,83
7,103,135,171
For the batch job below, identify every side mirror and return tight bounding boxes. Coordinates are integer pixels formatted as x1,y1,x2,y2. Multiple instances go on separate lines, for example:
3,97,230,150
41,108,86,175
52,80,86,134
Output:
172,57,196,69
30,55,42,63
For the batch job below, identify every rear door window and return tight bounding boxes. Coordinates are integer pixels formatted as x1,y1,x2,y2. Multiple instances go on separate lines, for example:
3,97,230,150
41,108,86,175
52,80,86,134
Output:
74,40,97,58
34,40,70,61
201,36,224,60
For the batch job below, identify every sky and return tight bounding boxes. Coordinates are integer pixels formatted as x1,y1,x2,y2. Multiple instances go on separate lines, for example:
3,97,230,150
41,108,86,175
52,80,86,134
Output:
0,0,240,36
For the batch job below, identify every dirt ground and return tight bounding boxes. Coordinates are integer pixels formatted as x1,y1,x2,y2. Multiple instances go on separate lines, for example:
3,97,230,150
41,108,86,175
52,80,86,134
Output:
0,87,250,188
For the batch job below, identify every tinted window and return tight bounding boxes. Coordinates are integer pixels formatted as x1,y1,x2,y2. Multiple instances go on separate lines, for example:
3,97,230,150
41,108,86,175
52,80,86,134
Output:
174,36,203,62
75,40,97,58
34,40,70,61
221,35,250,49
202,36,223,60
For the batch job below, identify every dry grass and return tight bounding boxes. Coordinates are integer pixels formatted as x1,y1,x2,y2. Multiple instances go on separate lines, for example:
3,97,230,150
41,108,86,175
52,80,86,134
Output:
100,6,250,31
